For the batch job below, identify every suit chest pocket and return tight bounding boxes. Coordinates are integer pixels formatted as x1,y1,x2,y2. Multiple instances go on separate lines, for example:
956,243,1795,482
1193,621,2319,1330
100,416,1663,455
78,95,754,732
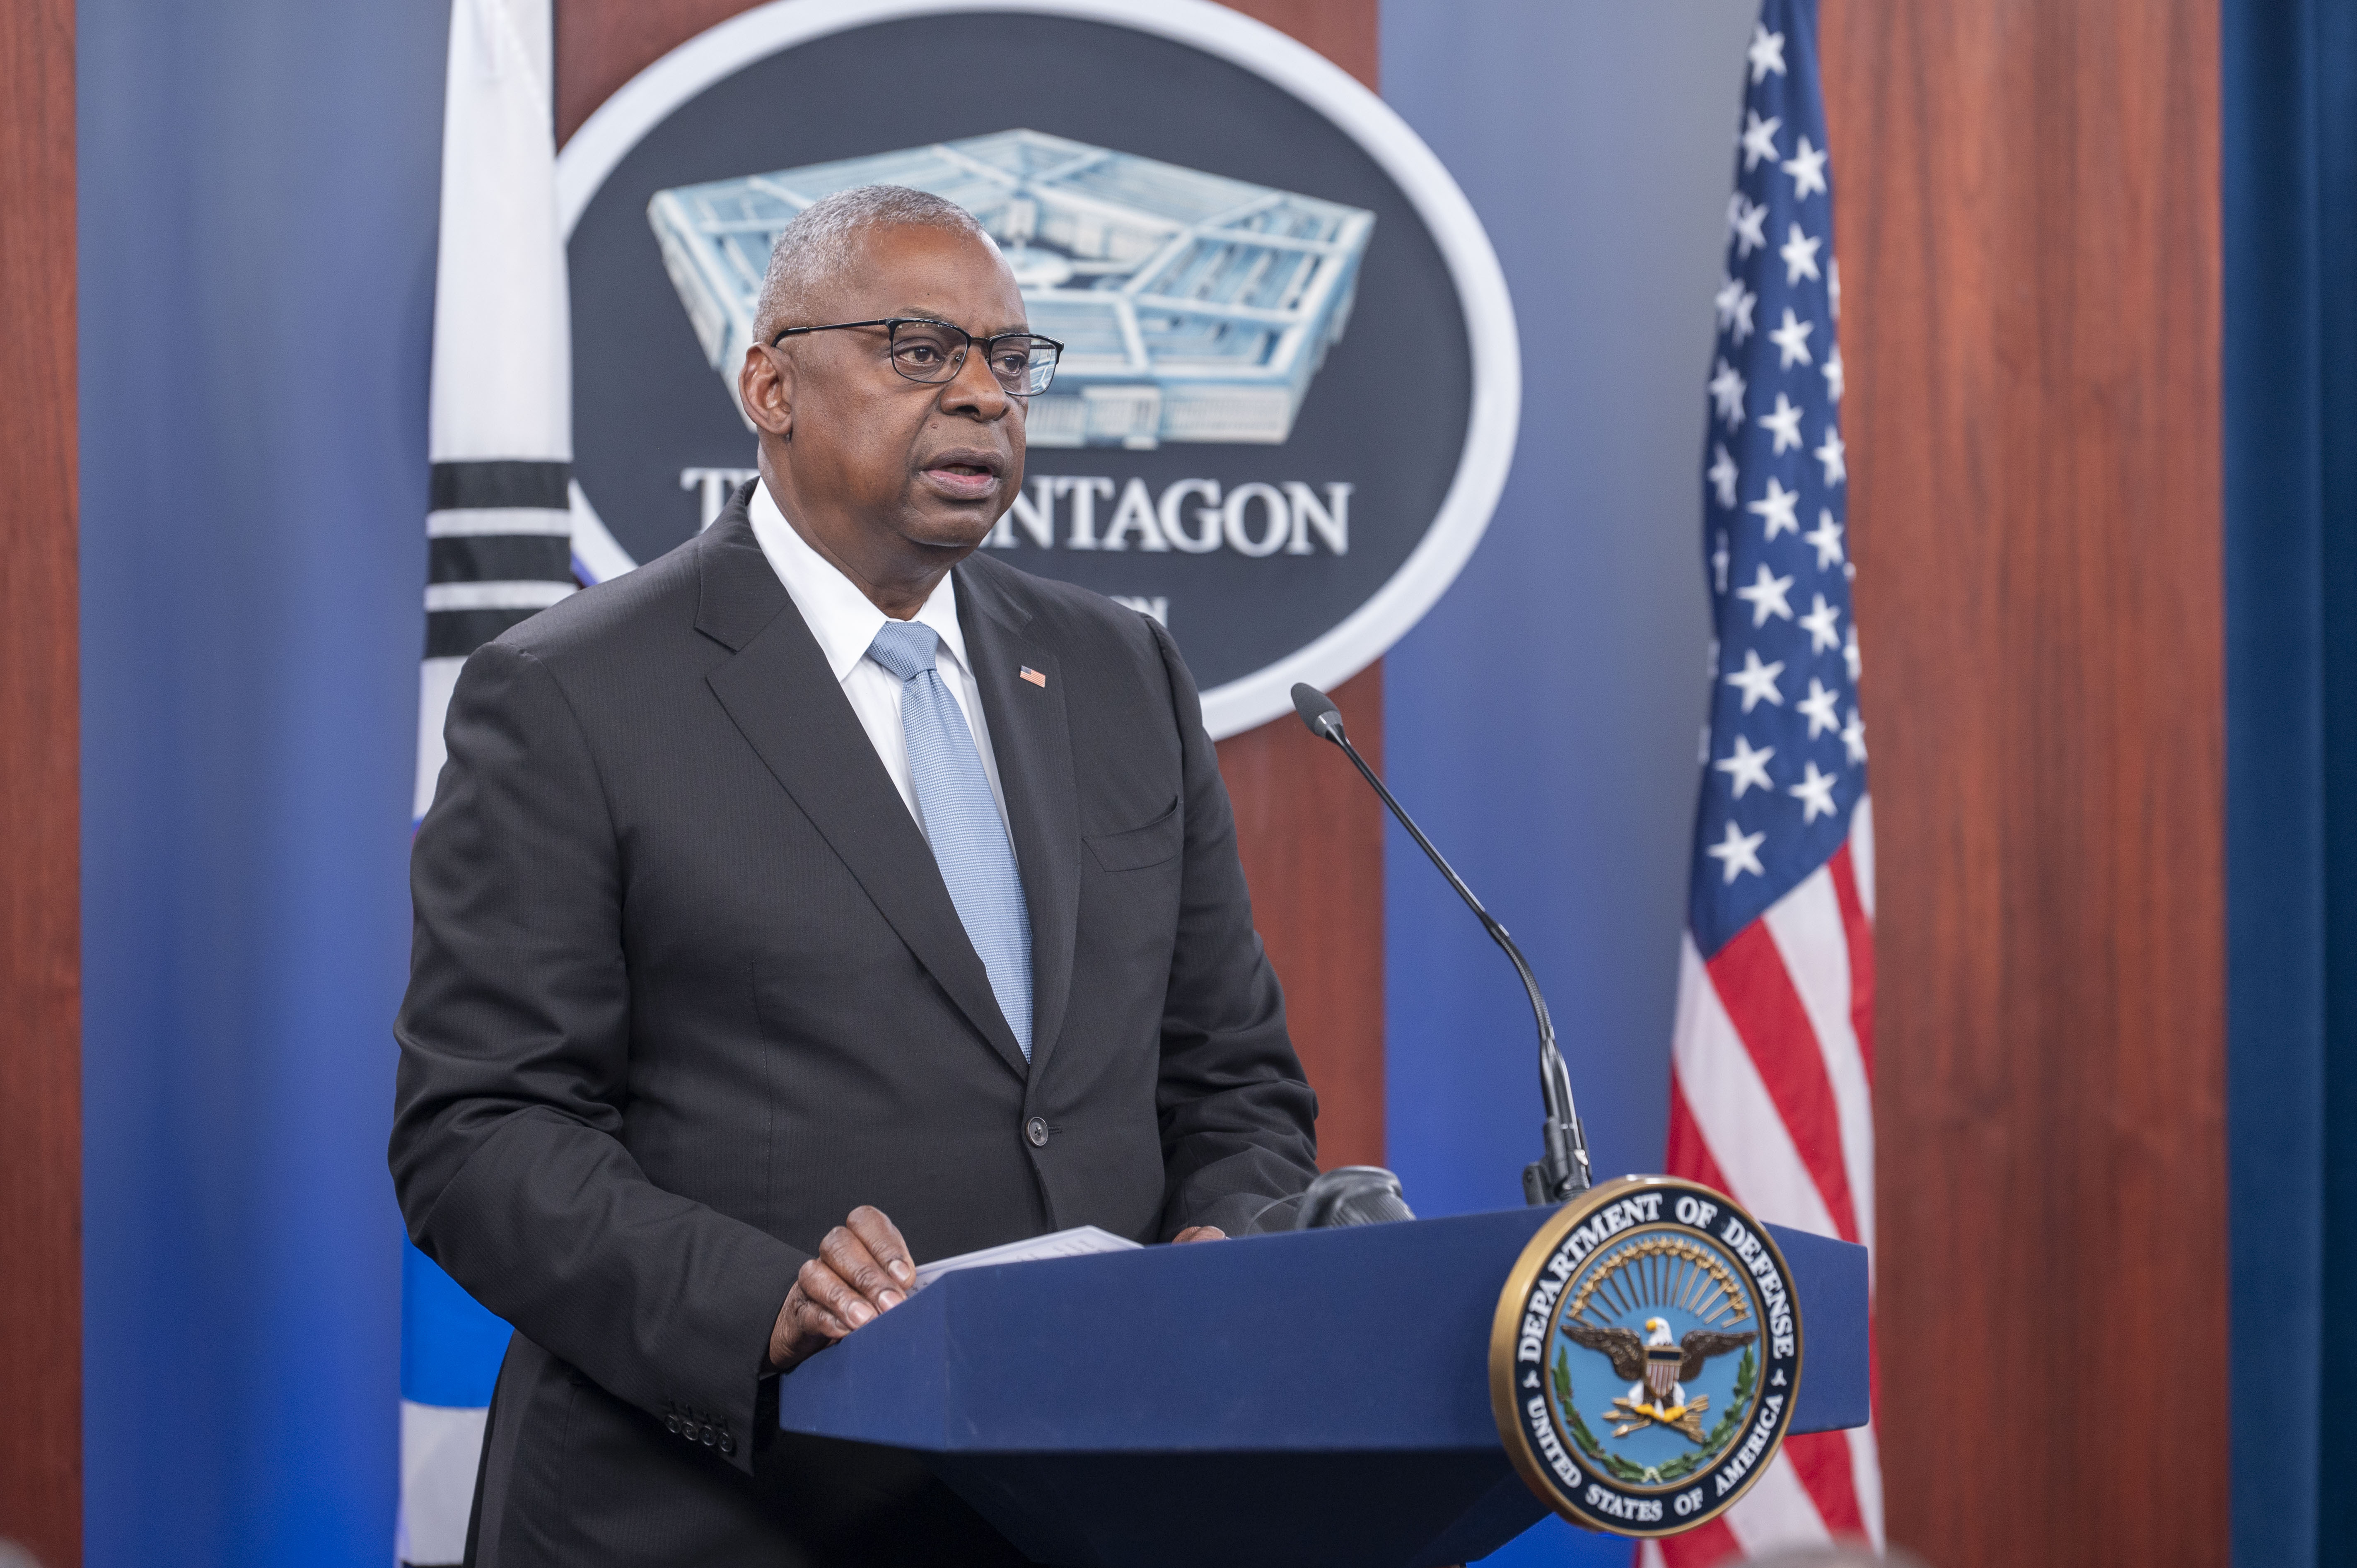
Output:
1084,798,1183,872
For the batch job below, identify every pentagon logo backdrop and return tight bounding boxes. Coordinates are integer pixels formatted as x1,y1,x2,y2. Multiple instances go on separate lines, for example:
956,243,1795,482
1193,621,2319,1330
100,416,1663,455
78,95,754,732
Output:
558,0,1517,738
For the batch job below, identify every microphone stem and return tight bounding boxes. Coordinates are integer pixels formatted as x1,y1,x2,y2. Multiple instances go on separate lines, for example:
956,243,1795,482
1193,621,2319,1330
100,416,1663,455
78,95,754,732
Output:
1327,731,1592,1203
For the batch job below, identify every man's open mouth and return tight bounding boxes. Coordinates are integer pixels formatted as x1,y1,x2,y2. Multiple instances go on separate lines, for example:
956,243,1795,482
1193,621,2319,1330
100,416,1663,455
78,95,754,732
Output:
921,453,1004,500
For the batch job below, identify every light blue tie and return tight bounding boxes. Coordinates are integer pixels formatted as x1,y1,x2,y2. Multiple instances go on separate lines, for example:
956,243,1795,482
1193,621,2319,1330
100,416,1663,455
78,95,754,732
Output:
867,620,1034,1059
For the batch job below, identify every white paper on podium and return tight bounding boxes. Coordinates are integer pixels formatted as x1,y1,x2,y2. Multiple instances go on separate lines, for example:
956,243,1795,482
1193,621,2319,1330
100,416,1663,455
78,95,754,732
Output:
912,1225,1141,1289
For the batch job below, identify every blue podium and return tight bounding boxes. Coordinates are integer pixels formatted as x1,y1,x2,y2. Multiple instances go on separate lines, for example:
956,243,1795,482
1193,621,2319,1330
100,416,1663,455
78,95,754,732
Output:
777,1206,1869,1567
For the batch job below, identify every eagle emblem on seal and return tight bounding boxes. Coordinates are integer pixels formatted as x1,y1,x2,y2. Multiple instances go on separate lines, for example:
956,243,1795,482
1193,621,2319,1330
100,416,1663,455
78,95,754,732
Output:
1562,1316,1758,1443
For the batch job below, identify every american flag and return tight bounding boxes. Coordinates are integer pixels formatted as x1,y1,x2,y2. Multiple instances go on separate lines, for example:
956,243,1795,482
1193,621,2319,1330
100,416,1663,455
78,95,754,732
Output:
1646,2,1884,1562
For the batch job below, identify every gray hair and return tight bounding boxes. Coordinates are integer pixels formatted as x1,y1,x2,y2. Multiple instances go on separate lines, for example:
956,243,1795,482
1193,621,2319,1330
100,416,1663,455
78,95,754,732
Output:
751,185,994,345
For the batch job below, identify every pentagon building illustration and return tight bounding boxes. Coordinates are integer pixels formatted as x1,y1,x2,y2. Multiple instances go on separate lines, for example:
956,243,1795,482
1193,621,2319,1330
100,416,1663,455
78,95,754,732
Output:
646,129,1374,448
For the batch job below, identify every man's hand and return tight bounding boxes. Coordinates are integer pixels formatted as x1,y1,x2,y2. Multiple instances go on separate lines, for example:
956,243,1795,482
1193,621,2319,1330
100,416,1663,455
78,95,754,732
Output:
1171,1225,1227,1244
768,1205,916,1372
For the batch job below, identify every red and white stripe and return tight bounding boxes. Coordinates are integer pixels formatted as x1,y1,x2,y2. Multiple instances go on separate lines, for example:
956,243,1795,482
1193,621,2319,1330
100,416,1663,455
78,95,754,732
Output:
1645,796,1882,1567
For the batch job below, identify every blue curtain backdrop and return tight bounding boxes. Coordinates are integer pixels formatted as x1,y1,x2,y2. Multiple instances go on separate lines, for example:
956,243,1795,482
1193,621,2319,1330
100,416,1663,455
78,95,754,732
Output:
2222,3,2357,1567
1379,2,1758,1563
77,2,446,1563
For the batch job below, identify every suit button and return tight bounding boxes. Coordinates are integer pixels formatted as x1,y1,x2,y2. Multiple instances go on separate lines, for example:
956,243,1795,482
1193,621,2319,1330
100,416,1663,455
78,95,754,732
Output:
702,1424,717,1446
665,1415,681,1434
1025,1117,1049,1148
720,1433,737,1457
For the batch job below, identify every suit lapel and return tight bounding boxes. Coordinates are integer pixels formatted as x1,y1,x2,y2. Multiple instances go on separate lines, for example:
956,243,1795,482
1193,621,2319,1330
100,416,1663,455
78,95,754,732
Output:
695,504,1031,1081
956,558,1080,1080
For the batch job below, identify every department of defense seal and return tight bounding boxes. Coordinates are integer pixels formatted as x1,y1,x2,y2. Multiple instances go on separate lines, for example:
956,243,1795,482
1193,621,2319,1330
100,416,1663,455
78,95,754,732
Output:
1489,1176,1804,1537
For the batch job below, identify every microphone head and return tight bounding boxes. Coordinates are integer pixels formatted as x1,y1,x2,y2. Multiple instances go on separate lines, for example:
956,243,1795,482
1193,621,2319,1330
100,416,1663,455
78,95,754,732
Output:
1292,1165,1415,1229
1291,683,1344,742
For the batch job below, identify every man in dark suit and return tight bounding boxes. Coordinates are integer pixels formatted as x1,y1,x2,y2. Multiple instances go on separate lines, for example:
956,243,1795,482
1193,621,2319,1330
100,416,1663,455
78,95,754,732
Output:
389,185,1320,1567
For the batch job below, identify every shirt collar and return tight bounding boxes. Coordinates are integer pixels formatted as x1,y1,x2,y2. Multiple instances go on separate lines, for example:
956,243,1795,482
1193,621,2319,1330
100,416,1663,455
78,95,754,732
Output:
748,478,971,683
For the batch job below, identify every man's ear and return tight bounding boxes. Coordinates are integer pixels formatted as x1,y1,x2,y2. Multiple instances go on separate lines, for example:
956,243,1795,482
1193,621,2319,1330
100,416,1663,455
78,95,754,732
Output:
739,343,794,438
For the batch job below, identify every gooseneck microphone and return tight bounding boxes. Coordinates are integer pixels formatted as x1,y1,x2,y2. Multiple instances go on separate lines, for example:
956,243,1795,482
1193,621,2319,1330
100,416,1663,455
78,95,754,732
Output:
1291,683,1594,1206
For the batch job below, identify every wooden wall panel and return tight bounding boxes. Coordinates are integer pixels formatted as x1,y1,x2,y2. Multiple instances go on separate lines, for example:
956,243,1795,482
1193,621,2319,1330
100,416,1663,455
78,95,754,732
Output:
1205,4,1384,1175
1220,665,1386,1170
556,0,755,144
555,0,1388,1171
0,0,81,1563
556,0,1378,142
1820,2,2229,1563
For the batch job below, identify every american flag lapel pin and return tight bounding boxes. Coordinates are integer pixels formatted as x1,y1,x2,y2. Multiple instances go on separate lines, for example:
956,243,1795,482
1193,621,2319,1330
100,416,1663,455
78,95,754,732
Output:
1020,665,1047,688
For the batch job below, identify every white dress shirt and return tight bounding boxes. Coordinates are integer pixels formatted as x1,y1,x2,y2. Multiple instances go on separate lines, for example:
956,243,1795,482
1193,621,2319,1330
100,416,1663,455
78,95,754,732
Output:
747,479,1012,842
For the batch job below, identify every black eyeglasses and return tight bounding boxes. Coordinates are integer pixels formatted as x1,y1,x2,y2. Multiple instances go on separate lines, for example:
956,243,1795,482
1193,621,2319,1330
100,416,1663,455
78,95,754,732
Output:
768,317,1063,397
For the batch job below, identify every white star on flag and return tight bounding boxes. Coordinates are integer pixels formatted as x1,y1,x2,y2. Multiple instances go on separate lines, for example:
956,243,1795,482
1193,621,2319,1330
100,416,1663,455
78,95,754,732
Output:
1712,533,1731,593
1759,392,1805,453
1780,135,1828,200
1747,475,1801,538
1821,343,1844,402
1799,593,1842,652
1768,307,1814,368
1844,623,1863,681
1814,423,1847,485
1842,707,1868,764
1725,647,1787,712
1715,278,1758,343
1728,193,1770,257
1797,677,1842,737
1709,445,1740,509
1788,760,1840,823
1779,223,1823,285
1705,818,1769,883
1805,509,1845,568
1747,22,1787,82
1710,359,1748,427
1715,734,1777,798
1828,254,1840,318
1741,109,1782,171
1713,276,1743,332
1735,563,1796,627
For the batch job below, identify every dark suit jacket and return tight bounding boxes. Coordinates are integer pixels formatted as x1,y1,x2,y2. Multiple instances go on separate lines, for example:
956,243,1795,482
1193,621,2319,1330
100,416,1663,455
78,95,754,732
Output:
389,486,1320,1566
